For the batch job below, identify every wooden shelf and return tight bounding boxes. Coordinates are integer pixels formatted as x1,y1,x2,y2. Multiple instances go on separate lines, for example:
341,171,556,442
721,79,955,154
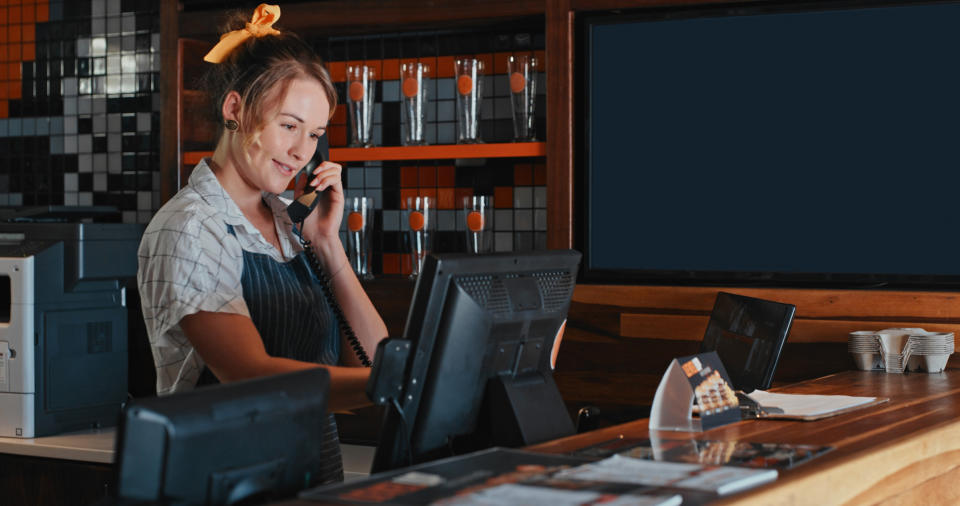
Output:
183,142,545,165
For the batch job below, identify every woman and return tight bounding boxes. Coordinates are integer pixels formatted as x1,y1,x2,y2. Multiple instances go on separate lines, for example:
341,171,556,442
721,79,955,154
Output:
137,4,386,483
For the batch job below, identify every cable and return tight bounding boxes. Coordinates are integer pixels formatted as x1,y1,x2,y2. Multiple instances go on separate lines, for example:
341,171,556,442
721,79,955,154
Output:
293,222,372,367
390,397,415,467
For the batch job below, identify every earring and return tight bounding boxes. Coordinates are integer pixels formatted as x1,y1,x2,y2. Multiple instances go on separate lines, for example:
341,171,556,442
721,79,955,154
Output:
225,119,239,131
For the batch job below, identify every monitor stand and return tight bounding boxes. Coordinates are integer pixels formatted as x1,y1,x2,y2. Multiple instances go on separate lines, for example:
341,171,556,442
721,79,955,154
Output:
482,372,575,448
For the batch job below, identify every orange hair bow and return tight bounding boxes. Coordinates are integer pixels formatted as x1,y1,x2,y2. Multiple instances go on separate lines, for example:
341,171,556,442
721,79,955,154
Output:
203,4,282,63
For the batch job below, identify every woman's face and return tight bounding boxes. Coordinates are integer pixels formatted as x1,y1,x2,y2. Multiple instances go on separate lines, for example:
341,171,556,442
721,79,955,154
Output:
237,77,330,195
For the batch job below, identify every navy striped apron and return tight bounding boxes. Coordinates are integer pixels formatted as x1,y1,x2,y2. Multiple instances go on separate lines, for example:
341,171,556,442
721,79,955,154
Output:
198,224,344,484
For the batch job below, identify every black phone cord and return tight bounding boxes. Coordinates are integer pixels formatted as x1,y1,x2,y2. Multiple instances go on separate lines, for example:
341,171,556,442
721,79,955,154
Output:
293,223,372,367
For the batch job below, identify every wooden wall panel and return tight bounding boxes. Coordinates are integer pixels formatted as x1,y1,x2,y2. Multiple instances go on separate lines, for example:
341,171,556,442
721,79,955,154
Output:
555,284,960,425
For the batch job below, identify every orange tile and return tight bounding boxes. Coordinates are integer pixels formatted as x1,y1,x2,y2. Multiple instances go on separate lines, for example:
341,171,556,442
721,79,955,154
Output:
8,5,18,23
0,8,7,25
382,58,399,80
437,165,455,186
419,188,437,202
400,189,418,209
327,61,346,82
400,254,412,276
0,100,7,118
36,3,47,22
494,52,510,75
476,53,493,74
327,125,347,147
494,186,513,208
419,165,436,187
534,163,547,185
437,187,455,210
22,23,33,42
8,61,19,79
455,187,473,207
21,4,32,22
0,46,6,64
22,41,32,60
0,83,6,99
0,28,6,44
418,57,437,78
8,79,19,99
382,253,400,275
400,165,418,188
8,24,18,43
330,104,346,125
436,56,455,78
513,163,533,185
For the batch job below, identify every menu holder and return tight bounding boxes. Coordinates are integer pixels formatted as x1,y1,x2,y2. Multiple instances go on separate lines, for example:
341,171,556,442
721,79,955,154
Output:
650,351,740,432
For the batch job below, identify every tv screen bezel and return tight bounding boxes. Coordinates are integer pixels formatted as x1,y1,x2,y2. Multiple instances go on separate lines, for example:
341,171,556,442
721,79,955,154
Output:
577,0,960,289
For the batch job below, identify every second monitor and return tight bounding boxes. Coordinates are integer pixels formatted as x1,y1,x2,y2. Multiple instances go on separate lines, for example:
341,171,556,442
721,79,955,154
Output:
368,250,581,472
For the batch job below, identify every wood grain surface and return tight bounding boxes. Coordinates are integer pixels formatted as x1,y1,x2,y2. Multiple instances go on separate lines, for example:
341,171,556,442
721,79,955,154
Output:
529,369,960,505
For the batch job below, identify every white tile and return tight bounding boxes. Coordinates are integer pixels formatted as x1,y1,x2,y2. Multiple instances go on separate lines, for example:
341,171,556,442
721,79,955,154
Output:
534,186,547,208
107,16,121,35
107,54,121,73
64,192,79,205
438,210,456,231
513,186,533,208
137,191,151,210
92,0,106,17
8,194,21,206
64,173,79,192
90,36,107,56
93,98,107,114
63,97,77,116
515,209,534,231
36,117,49,135
122,13,135,34
79,154,92,173
137,112,151,132
64,136,78,154
122,35,135,52
137,211,153,224
93,115,106,133
534,209,547,231
61,77,77,97
122,210,136,223
109,153,122,173
78,97,92,114
92,17,106,35
79,193,94,206
494,232,512,252
495,209,513,231
107,0,121,15
93,173,107,192
94,153,107,172
108,113,122,132
77,38,91,57
78,135,93,153
108,133,121,152
382,210,399,231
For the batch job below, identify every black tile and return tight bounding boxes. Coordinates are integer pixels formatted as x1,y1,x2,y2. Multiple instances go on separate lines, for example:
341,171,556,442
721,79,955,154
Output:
121,115,136,132
78,116,93,134
93,135,107,152
78,58,90,77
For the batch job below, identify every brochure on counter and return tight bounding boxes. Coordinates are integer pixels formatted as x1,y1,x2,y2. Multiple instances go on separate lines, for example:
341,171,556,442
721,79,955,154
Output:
571,437,832,470
299,447,777,505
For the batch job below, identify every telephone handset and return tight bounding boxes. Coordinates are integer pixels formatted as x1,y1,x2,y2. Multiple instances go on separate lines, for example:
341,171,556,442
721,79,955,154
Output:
287,135,372,367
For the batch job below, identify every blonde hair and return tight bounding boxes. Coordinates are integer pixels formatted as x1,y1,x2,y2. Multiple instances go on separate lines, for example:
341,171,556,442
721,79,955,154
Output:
201,11,337,153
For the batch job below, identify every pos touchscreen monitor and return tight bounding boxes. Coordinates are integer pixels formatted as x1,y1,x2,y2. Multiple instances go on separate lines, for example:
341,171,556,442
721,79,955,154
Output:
115,368,332,505
368,250,581,472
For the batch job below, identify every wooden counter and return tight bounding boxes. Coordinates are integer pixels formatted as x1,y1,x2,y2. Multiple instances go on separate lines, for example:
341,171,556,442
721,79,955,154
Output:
528,368,960,505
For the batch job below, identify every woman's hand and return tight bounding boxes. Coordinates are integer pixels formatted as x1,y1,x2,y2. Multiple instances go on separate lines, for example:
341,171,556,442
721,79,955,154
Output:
301,160,344,242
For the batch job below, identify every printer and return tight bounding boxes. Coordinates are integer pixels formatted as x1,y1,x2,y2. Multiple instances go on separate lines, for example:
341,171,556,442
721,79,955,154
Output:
0,221,143,437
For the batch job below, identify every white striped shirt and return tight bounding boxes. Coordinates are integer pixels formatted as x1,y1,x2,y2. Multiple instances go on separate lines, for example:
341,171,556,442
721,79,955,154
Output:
137,159,302,395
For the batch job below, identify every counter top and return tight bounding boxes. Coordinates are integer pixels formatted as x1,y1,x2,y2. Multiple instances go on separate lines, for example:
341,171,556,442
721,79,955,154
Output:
0,426,376,479
0,427,115,464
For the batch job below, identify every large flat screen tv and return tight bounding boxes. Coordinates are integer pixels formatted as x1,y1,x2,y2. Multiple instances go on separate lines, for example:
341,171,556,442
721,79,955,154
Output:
581,0,960,288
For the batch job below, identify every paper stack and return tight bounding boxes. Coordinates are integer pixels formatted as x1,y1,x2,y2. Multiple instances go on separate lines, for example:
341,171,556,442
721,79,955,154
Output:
848,328,954,373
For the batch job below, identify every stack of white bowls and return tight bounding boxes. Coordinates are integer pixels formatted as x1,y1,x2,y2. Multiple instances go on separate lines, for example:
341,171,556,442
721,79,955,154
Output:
848,328,954,373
